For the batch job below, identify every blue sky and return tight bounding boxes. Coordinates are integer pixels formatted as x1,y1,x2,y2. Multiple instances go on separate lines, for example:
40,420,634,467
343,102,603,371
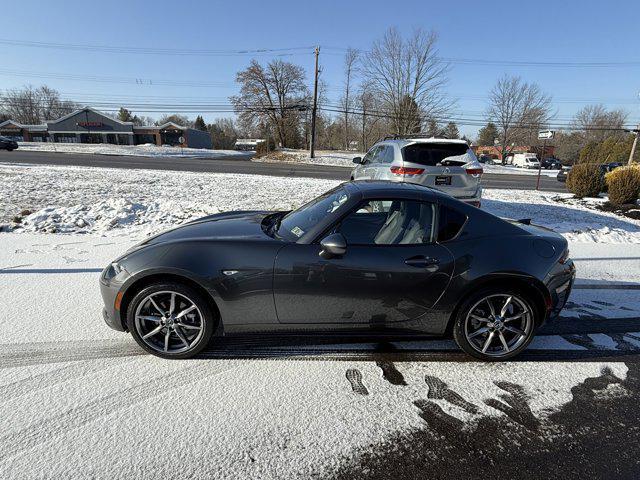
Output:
1,0,639,137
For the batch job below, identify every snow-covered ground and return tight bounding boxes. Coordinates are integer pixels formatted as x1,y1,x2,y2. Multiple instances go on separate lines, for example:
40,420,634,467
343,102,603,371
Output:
17,141,247,159
2,163,638,243
1,231,638,479
256,150,560,177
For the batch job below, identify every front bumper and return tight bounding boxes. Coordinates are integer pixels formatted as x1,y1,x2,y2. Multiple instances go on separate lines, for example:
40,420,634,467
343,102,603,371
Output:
100,275,126,331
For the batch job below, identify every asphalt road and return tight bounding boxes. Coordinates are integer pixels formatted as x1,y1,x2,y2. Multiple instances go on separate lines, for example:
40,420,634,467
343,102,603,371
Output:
0,150,567,192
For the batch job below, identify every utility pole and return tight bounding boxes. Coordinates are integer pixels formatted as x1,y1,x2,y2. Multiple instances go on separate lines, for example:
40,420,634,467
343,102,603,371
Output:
628,125,639,165
310,46,320,159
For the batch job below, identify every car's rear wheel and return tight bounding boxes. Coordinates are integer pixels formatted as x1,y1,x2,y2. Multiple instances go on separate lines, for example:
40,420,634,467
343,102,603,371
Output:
453,288,537,361
126,282,215,359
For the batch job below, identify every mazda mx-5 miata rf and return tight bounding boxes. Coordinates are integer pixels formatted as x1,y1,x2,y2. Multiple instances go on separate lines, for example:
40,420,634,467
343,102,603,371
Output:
100,181,575,361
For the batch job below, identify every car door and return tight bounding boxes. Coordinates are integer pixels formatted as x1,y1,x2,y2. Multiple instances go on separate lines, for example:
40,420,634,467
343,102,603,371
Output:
272,199,455,329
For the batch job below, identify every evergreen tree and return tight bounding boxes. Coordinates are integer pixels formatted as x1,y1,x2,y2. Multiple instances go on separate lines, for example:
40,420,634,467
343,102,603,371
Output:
477,122,499,146
194,115,207,132
440,122,460,139
117,107,133,122
425,119,439,137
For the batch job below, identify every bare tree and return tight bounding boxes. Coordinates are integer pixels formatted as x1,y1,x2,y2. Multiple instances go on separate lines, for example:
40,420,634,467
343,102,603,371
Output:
1,85,80,124
361,27,452,135
231,59,308,148
1,85,79,124
487,75,552,162
571,104,628,143
340,48,359,150
355,82,387,152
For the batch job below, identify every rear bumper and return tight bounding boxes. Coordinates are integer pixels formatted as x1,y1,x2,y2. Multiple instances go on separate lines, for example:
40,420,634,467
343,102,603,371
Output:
546,259,576,320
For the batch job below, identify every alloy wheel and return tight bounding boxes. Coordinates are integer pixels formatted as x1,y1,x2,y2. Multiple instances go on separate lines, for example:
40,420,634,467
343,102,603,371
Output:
134,290,204,354
464,294,533,358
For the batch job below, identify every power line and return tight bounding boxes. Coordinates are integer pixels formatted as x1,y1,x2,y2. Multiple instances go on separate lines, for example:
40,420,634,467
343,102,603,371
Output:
0,38,315,57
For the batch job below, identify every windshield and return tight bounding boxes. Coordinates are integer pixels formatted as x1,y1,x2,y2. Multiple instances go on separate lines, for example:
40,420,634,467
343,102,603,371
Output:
277,187,350,241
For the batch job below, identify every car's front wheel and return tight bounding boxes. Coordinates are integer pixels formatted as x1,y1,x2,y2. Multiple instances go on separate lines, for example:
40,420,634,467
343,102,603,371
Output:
453,288,537,361
126,282,215,359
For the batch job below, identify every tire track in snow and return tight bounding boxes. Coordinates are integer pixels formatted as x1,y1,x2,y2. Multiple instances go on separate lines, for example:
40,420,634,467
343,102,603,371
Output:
0,340,143,369
0,362,239,462
0,357,139,403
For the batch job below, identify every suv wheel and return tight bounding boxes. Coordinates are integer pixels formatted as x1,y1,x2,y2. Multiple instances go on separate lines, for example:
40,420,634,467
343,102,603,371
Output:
126,282,215,359
453,288,537,361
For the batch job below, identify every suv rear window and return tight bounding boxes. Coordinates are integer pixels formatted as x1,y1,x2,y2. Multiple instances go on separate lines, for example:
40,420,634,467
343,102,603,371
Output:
402,143,469,166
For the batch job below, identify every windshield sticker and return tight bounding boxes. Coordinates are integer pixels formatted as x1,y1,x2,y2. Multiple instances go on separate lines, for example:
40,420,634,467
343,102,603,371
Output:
291,226,305,237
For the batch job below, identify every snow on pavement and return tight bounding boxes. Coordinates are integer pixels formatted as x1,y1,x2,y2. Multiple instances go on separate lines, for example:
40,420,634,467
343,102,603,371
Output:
0,233,635,479
16,141,247,159
2,163,639,243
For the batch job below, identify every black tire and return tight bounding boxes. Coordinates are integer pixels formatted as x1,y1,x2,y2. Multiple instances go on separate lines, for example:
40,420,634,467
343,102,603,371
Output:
452,287,539,361
126,282,216,359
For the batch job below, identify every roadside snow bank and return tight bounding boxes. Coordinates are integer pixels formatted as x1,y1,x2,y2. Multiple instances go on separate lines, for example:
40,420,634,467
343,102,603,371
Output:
17,141,247,159
2,163,639,242
19,198,219,234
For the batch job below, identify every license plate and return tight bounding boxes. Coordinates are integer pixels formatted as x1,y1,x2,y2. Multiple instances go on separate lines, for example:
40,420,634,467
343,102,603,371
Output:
435,175,452,185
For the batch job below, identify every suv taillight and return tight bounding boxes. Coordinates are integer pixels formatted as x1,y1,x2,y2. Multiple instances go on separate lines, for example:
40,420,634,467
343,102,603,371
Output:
390,166,424,175
465,167,483,176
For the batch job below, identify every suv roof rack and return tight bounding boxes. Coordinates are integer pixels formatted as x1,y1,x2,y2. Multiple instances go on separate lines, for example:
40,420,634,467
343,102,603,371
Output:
381,133,468,142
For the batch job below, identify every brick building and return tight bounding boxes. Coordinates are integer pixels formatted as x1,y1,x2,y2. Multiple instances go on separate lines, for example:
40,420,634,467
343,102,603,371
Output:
0,107,212,149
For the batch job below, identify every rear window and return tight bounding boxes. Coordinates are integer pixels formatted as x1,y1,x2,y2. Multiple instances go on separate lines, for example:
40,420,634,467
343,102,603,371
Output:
437,205,467,242
402,143,469,166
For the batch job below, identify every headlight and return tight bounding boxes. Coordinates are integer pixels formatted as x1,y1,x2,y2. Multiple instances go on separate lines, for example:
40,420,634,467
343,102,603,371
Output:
103,262,128,281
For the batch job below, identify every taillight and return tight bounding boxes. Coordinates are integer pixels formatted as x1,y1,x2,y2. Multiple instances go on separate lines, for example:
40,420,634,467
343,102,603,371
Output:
390,166,425,175
465,168,483,176
559,249,570,264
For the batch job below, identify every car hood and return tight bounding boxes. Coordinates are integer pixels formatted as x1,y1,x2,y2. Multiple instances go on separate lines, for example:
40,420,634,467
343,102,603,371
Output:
140,210,275,246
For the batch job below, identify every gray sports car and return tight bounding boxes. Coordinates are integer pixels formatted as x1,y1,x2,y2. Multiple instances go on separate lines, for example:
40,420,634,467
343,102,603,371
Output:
100,181,575,361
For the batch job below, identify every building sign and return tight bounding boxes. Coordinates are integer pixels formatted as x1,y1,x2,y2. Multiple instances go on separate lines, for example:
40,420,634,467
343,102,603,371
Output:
76,122,103,128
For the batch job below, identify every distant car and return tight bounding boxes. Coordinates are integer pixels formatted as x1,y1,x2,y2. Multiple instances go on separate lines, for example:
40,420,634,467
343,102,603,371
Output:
478,155,492,164
541,158,562,170
602,162,623,173
100,181,575,361
351,137,483,207
0,136,18,151
557,166,572,183
512,153,541,169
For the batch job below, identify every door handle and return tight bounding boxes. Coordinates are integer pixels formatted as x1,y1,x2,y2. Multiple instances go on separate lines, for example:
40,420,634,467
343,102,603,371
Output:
404,256,440,271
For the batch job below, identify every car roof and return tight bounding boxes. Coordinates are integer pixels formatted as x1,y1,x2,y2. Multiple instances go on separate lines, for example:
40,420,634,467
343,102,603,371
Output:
378,137,470,148
345,180,444,202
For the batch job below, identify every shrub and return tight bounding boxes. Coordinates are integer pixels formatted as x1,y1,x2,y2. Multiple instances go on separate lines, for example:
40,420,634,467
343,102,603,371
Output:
566,163,605,198
253,138,276,158
605,165,640,206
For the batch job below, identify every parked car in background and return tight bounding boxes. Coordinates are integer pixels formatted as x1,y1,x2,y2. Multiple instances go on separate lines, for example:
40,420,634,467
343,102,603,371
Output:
100,181,575,361
478,154,492,164
351,137,483,207
0,136,19,151
602,162,623,173
512,153,541,169
557,166,572,182
541,157,562,170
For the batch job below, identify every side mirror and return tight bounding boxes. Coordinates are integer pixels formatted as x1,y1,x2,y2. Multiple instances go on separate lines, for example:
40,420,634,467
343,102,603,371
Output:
319,233,347,259
352,156,363,164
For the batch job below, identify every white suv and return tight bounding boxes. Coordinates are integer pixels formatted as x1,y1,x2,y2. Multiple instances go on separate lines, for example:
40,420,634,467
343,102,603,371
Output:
351,137,483,207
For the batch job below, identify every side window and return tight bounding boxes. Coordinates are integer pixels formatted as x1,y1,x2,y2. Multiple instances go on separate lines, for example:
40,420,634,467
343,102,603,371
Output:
437,205,467,242
338,200,435,245
362,146,379,164
378,145,395,164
